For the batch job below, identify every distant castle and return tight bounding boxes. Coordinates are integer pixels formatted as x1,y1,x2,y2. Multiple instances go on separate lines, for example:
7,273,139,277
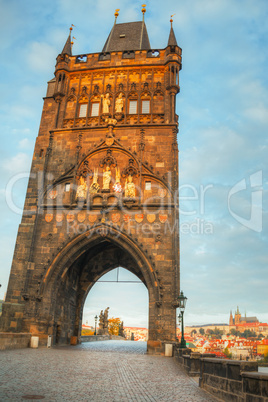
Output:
229,307,259,326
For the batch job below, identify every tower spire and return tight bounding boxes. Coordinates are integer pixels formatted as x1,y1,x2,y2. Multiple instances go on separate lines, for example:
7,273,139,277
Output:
114,9,120,24
168,14,178,47
141,4,146,22
61,25,74,56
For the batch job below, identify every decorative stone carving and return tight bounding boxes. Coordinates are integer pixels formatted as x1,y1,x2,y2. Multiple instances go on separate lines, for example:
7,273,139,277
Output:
76,176,87,200
125,175,136,198
103,307,109,335
101,93,110,114
89,169,100,194
122,158,139,178
115,93,124,113
98,310,104,334
102,166,111,191
113,167,122,193
99,149,117,169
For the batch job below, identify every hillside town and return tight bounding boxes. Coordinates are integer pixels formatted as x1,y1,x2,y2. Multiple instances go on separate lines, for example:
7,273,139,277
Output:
82,307,268,360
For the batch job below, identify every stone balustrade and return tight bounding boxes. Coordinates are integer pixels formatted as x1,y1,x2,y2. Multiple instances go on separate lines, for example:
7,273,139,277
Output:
175,349,268,401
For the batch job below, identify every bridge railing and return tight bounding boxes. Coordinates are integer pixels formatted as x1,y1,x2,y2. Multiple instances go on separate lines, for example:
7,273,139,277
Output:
175,349,268,401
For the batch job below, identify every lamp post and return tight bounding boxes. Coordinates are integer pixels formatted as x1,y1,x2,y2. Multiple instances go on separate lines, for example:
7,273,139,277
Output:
177,291,187,348
94,315,98,335
177,313,182,343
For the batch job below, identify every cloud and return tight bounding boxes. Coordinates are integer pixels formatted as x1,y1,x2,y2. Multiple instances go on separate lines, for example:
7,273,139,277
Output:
18,137,33,149
1,152,31,175
27,42,57,74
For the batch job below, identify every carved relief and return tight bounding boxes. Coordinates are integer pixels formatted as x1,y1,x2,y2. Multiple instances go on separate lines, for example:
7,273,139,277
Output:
76,176,87,200
124,175,136,198
101,93,111,114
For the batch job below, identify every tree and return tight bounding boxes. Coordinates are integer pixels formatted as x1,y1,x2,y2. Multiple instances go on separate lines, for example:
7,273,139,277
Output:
191,329,197,336
108,317,122,335
81,328,94,336
242,329,257,339
223,347,232,359
199,328,205,335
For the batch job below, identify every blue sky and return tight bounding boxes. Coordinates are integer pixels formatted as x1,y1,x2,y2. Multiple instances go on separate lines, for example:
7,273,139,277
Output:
0,0,267,328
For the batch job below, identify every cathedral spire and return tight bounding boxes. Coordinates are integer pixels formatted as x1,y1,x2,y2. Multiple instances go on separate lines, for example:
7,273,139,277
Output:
168,15,178,47
61,26,73,56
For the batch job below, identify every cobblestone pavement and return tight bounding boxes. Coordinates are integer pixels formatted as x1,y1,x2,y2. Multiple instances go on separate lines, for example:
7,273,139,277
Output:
0,340,217,401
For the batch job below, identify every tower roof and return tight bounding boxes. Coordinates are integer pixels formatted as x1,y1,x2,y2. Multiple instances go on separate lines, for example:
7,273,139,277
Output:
61,32,72,56
168,24,178,47
102,21,151,52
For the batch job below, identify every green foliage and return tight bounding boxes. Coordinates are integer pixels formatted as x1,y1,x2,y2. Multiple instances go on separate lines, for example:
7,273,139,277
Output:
206,327,224,338
108,317,122,335
223,347,232,359
199,328,205,335
241,329,257,339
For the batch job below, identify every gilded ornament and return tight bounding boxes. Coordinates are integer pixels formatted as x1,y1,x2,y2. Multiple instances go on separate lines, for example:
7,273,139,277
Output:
56,214,63,223
88,214,97,223
45,213,53,223
135,213,144,223
111,213,120,223
113,167,122,193
159,213,168,223
102,166,111,190
90,168,100,194
123,214,131,222
147,214,156,223
76,176,87,200
49,190,57,199
124,175,135,198
67,213,75,223
77,212,86,223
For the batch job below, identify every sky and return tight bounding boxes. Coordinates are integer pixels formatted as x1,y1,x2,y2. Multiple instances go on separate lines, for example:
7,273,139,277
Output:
0,0,267,328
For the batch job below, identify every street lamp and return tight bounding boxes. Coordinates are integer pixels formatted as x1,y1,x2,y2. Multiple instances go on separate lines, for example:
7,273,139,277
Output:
177,291,187,348
94,315,98,335
177,313,182,342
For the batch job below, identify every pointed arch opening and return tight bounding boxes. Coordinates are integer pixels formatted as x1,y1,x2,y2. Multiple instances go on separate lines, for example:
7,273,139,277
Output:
82,267,149,340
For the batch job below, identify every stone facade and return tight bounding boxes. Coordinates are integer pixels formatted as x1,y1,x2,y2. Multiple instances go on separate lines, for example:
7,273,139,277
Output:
0,18,182,353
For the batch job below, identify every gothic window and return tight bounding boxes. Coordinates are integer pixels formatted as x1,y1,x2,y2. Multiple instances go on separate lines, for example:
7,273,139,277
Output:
79,104,87,118
142,100,150,114
91,103,100,116
129,100,137,114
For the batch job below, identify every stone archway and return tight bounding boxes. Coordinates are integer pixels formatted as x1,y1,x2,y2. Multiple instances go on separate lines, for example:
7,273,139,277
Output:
37,225,161,349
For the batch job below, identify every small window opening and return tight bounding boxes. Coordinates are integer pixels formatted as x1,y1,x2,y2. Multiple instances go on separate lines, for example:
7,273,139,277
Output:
65,183,70,192
145,181,151,191
91,103,100,117
129,100,137,114
79,104,88,118
120,34,126,38
142,100,150,114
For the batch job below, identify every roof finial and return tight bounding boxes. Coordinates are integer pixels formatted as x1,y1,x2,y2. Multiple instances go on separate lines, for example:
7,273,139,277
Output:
114,9,120,24
70,24,75,34
141,4,147,21
71,36,76,49
170,14,175,27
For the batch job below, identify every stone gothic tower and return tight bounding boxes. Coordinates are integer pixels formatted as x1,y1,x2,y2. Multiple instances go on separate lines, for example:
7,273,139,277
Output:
1,13,182,354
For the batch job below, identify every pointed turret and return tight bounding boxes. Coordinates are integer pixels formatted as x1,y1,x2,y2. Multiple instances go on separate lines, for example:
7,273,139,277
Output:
229,310,234,326
61,27,73,56
168,15,178,47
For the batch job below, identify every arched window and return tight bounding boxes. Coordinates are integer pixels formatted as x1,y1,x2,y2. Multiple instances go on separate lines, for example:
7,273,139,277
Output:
141,92,151,114
79,104,88,118
128,93,138,114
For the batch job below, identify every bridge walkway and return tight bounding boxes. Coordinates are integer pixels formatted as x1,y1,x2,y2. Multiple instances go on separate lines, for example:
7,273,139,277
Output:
0,340,218,401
